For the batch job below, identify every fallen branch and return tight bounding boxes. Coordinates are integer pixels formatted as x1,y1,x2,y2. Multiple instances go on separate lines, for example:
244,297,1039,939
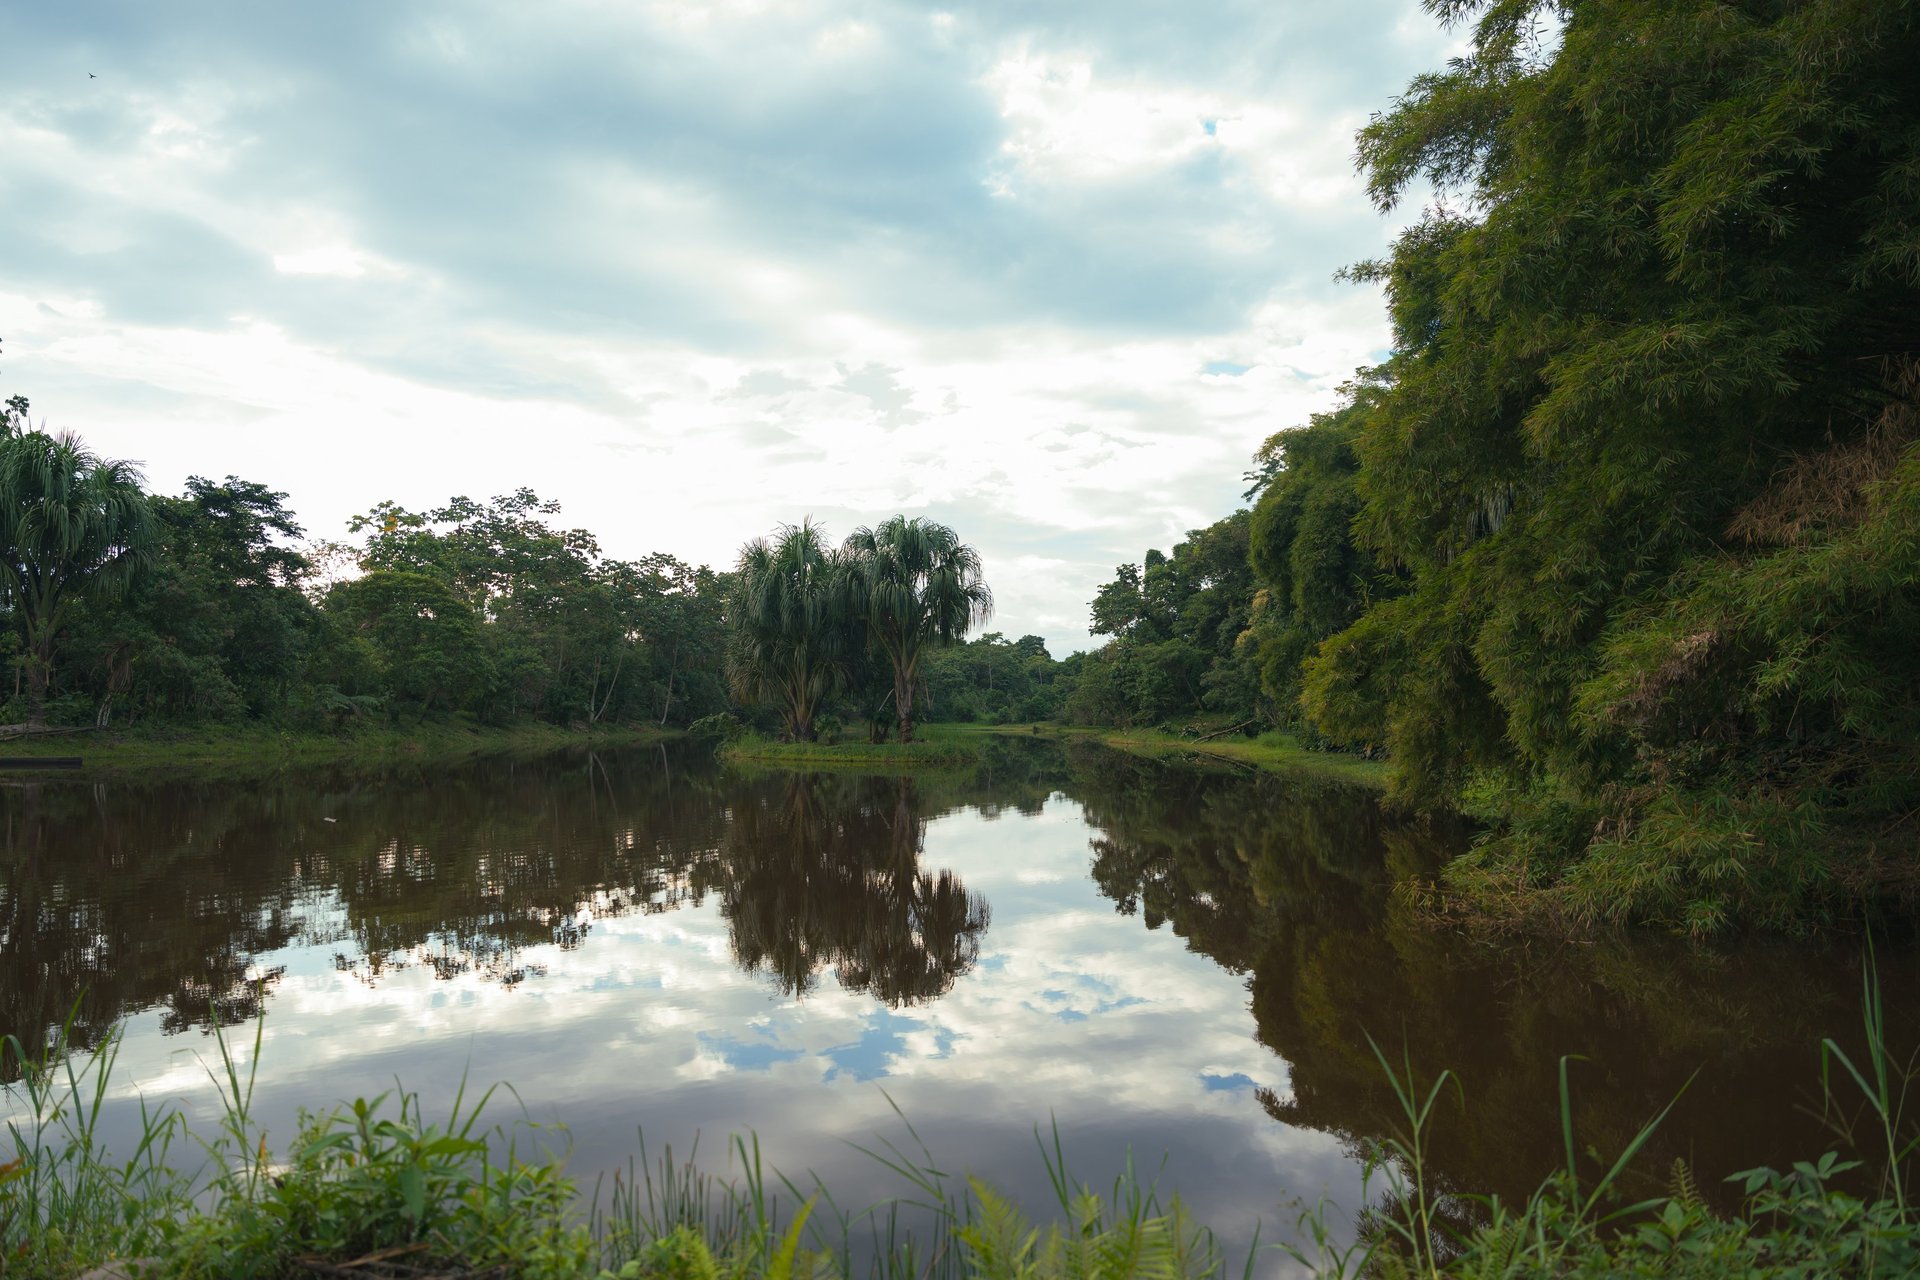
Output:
1193,719,1254,743
290,1241,513,1280
0,724,97,742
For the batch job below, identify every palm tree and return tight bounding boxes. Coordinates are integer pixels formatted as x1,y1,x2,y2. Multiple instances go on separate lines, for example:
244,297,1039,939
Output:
0,426,157,729
842,516,992,743
727,520,848,742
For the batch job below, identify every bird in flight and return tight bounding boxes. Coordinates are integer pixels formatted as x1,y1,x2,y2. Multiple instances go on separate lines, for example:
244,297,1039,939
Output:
89,72,96,78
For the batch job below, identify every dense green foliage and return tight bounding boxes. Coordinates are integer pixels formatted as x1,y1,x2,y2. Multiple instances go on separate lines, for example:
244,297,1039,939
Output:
1286,0,1920,932
725,518,994,742
1057,370,1392,742
1245,371,1397,735
1067,513,1261,729
340,490,729,727
919,633,1072,724
0,402,1002,750
0,417,156,728
1061,0,1920,933
0,413,731,736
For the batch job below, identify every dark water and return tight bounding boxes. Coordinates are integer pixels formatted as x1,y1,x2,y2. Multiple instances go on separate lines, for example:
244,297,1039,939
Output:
3,738,1913,1268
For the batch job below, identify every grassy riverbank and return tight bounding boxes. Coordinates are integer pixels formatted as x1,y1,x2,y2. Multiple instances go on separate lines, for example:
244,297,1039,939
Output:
6,965,1912,1280
715,722,1391,789
1001,724,1392,790
0,721,676,778
718,724,982,769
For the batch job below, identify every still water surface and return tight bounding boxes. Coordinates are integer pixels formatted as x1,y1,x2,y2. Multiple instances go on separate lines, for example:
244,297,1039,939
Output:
3,738,1912,1265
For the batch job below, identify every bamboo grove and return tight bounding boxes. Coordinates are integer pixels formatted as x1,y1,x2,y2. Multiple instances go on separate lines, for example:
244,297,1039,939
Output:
1070,0,1920,933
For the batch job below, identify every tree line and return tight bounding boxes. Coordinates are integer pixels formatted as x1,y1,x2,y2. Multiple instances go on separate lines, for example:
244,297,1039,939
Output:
0,398,732,735
0,399,1019,742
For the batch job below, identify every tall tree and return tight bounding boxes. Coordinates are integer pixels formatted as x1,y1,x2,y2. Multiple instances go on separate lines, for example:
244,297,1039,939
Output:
728,520,847,742
56,475,321,727
1071,512,1263,729
842,516,993,743
325,571,494,715
1247,371,1396,729
0,426,156,728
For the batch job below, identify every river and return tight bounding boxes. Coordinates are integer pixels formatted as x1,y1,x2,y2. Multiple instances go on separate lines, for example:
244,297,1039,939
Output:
2,736,1911,1270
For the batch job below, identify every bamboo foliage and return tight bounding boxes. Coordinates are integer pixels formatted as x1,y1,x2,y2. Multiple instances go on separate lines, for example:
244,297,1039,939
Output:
1276,0,1920,931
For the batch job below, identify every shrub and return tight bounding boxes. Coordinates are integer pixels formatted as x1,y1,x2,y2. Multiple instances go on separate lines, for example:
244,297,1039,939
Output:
688,713,748,743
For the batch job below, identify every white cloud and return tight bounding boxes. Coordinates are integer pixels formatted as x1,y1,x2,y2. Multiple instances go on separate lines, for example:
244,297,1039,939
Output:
0,0,1454,655
272,245,390,278
982,52,1365,215
986,54,1219,184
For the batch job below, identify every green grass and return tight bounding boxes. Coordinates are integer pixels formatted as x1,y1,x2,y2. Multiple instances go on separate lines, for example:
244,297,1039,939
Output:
0,721,676,779
996,724,1393,790
719,725,981,770
6,958,1913,1278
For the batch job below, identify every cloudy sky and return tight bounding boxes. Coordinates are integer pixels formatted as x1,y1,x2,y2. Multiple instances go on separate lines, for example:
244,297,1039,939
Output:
3,1,1453,654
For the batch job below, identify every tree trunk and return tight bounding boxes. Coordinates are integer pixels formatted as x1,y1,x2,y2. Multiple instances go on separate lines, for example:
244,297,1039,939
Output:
895,668,915,744
785,681,812,742
658,641,678,726
590,651,624,724
25,649,49,730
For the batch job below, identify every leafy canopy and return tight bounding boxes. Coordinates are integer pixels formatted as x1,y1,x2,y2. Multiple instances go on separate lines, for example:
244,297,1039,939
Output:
841,516,993,742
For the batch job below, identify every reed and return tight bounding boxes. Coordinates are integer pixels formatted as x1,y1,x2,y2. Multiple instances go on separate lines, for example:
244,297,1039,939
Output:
0,1018,194,1277
1281,949,1919,1278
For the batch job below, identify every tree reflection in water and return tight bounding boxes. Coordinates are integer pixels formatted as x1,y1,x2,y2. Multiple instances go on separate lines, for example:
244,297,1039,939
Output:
719,774,989,1005
1,750,725,1071
0,747,1004,1078
1060,743,1920,1214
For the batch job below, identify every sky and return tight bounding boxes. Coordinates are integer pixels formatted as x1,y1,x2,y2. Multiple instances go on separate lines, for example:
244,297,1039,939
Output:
2,1,1456,655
